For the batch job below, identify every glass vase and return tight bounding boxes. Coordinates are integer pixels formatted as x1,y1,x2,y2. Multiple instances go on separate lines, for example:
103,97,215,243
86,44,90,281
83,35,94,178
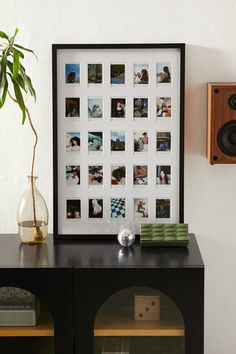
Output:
17,176,49,244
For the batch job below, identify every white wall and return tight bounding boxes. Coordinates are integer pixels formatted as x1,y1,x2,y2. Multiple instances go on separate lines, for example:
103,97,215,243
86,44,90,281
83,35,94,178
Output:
1,0,236,352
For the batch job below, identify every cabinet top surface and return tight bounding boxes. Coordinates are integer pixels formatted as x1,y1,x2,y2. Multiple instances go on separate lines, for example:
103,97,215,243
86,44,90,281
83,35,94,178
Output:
0,234,204,269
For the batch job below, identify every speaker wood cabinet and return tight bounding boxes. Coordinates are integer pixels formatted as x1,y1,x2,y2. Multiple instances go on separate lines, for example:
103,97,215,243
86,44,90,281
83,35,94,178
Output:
0,234,204,354
207,82,236,164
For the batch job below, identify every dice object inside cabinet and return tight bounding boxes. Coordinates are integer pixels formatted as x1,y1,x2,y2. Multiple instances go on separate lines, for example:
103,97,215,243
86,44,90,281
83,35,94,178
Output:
94,287,184,354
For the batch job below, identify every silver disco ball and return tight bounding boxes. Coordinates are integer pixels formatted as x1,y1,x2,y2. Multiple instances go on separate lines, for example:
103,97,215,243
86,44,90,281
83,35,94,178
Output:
117,228,135,247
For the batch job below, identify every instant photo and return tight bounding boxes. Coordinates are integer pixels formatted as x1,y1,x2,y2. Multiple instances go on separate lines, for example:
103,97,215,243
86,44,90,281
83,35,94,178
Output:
156,97,171,117
111,98,126,118
156,63,171,83
111,131,126,152
88,97,103,118
133,98,148,118
156,132,171,152
134,131,149,152
88,132,103,152
110,64,125,84
134,198,148,219
66,199,81,219
66,132,80,152
134,64,149,84
156,199,170,219
89,199,103,218
88,64,102,84
88,166,103,186
65,97,80,118
133,165,148,185
65,64,80,84
66,166,80,186
111,165,126,186
156,165,171,185
111,198,125,218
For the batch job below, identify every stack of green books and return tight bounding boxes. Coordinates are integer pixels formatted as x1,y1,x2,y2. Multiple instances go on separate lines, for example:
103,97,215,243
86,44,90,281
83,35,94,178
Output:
140,223,189,247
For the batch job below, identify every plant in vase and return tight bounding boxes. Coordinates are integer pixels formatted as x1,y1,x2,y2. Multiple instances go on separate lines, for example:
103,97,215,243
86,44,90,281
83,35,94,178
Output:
0,28,48,243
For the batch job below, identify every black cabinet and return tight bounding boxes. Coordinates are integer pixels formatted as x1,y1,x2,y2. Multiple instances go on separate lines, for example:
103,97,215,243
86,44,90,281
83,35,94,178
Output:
74,236,204,354
0,237,74,354
0,267,74,354
0,234,204,354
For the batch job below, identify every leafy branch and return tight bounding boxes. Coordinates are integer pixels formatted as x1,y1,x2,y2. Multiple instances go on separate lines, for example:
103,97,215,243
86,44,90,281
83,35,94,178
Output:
0,28,37,121
0,28,42,241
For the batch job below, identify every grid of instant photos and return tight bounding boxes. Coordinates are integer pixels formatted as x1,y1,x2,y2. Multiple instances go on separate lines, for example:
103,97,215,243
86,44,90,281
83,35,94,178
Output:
54,46,184,236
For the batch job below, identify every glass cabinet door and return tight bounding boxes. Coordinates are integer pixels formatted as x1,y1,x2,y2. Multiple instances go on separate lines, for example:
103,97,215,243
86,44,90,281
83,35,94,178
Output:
94,287,184,354
0,287,54,354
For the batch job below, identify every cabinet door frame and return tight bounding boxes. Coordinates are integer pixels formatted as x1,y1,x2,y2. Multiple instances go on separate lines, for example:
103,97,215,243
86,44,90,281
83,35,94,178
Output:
74,267,204,354
0,268,74,354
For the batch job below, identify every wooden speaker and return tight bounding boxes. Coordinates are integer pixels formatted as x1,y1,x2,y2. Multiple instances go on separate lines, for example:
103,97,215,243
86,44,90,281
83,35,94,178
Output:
207,83,236,164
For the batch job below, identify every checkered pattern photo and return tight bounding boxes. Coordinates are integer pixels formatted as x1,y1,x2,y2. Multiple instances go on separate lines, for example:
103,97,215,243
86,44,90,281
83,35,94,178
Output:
111,198,125,218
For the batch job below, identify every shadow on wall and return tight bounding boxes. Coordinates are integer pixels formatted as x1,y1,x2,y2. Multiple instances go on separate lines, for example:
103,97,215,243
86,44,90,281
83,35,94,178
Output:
185,45,236,157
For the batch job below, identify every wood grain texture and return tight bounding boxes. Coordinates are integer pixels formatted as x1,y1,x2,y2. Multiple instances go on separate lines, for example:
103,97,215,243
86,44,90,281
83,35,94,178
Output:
0,305,54,337
207,82,236,164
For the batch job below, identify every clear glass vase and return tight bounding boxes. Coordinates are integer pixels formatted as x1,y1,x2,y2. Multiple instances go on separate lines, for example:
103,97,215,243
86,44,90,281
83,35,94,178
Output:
17,176,49,244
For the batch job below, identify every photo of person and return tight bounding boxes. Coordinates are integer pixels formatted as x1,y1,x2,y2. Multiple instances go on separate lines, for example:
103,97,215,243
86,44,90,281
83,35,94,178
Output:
111,198,125,218
66,132,80,152
156,165,171,185
156,63,171,83
134,64,149,84
88,64,102,84
133,165,148,185
111,98,126,118
111,131,126,152
156,97,171,117
66,166,80,186
89,198,103,218
65,97,80,118
66,199,81,219
88,166,103,185
134,131,149,152
110,64,125,84
88,132,103,151
134,198,148,219
156,199,170,218
133,98,148,118
111,165,126,185
88,98,103,118
156,132,171,152
65,64,80,83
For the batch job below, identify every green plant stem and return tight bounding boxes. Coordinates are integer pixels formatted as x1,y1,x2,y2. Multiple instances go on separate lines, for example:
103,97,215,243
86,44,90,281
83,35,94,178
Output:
26,107,38,228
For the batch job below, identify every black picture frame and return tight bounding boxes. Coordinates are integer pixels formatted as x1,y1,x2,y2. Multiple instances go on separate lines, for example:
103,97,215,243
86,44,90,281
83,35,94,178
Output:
52,43,185,240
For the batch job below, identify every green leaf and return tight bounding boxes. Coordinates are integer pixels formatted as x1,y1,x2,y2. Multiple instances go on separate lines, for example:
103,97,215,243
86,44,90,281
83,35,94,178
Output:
9,28,19,46
0,31,9,40
25,74,36,101
6,60,13,73
14,28,19,36
0,79,8,108
13,47,24,58
19,65,28,90
13,49,20,78
0,56,7,98
19,65,36,100
7,71,26,94
12,78,26,124
14,44,38,59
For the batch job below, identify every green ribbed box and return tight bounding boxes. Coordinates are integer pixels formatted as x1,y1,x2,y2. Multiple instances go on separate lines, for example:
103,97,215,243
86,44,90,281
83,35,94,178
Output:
140,223,189,247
